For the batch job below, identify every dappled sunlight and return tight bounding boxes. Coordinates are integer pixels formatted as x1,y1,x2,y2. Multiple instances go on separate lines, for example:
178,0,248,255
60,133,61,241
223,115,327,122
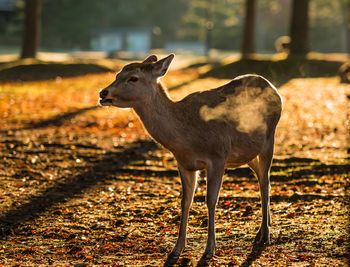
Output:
0,0,349,264
276,77,348,161
0,67,348,265
0,73,114,126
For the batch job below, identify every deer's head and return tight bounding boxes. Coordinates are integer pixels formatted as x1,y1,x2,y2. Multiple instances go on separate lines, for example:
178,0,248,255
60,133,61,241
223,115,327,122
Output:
99,54,174,108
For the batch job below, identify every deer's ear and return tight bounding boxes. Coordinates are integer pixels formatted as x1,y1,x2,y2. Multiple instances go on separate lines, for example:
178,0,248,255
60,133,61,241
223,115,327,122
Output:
143,55,158,63
152,54,174,77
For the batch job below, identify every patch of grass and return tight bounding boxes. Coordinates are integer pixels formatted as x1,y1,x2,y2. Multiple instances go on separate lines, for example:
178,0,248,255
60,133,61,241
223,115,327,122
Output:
0,63,112,82
204,54,345,86
0,57,129,82
0,60,349,265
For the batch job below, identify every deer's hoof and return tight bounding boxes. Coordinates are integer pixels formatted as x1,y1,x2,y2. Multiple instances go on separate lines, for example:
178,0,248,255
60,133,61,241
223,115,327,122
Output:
254,229,270,246
164,251,180,266
198,251,214,265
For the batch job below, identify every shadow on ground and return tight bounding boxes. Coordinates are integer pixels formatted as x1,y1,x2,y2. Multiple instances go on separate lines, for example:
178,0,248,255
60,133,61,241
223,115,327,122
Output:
0,106,100,134
203,57,343,87
0,62,113,82
0,139,160,239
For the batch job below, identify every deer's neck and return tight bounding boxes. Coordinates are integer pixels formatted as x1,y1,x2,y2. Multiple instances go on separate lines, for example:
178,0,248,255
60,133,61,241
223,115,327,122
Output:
134,82,180,149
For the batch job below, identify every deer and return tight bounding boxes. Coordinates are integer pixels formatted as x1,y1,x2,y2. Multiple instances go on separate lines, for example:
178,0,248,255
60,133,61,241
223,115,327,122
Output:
99,54,282,263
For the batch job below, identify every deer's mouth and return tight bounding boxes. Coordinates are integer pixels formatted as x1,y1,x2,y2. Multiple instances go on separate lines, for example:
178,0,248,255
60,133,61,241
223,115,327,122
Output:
99,98,113,106
99,96,135,108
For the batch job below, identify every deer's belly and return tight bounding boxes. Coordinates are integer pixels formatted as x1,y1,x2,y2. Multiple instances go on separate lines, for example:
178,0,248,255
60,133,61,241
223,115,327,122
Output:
225,147,260,168
173,151,207,171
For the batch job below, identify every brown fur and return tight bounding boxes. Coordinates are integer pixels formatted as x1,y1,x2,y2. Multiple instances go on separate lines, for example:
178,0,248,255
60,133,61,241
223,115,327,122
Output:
99,54,282,261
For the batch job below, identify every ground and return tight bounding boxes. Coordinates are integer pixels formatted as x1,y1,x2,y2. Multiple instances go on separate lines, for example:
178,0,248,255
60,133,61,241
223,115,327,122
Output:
0,55,349,266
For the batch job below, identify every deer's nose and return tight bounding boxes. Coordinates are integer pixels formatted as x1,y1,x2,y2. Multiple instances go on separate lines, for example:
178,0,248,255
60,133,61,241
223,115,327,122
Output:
100,89,108,99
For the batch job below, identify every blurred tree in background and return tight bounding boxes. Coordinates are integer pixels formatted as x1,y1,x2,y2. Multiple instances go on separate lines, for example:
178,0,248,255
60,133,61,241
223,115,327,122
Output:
289,0,310,56
241,0,256,57
20,0,41,58
0,0,348,54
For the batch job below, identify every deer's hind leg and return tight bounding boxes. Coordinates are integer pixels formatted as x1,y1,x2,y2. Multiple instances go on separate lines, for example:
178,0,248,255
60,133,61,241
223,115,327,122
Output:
248,136,274,245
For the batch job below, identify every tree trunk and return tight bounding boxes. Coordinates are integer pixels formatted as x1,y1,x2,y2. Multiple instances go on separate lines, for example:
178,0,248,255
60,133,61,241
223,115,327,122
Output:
289,0,310,56
241,0,256,58
21,0,41,59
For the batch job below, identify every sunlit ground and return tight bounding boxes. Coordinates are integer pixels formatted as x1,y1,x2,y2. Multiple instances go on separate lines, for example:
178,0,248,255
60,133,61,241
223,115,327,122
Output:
0,59,348,265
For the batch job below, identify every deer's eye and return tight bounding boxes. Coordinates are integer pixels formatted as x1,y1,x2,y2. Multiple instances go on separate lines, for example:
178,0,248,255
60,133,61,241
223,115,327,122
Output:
128,76,138,82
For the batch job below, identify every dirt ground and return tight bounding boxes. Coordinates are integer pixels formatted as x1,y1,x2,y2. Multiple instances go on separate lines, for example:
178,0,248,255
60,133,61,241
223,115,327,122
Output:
0,58,349,266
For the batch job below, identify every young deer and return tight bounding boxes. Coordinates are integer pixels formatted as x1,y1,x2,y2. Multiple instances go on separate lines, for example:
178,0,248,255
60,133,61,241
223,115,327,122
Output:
99,54,282,262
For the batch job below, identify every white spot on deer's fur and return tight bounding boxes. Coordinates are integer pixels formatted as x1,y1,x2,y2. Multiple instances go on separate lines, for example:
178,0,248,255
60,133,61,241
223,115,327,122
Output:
199,86,278,134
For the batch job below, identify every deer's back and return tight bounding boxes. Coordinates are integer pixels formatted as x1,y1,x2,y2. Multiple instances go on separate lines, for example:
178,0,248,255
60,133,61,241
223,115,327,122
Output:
172,74,282,161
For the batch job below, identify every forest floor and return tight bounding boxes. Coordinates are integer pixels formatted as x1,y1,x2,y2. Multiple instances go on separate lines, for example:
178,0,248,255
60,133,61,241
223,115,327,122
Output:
0,55,349,266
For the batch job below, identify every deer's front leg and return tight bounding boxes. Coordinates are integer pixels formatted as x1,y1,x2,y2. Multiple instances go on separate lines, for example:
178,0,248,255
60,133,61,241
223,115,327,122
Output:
167,165,197,260
202,161,225,259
